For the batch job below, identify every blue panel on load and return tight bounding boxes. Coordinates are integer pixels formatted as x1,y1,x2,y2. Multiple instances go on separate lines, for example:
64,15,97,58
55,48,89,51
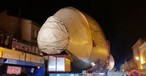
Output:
0,58,45,67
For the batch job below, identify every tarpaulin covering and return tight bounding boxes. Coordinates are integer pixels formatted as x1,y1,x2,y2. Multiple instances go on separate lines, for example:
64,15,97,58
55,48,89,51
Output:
37,16,68,54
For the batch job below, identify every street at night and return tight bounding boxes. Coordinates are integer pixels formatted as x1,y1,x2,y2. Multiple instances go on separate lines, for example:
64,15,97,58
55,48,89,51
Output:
0,0,146,76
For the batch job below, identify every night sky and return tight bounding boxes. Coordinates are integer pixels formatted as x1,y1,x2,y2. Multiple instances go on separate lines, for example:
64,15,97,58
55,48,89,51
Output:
1,0,146,69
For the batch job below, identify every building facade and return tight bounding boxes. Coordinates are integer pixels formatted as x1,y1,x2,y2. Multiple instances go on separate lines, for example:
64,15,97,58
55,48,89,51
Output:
132,38,146,74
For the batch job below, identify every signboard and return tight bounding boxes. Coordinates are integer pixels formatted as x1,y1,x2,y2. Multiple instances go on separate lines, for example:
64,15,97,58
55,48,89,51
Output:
7,66,21,75
129,70,141,76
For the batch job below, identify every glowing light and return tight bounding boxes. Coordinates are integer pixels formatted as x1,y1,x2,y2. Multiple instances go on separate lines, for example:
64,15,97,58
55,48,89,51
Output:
99,73,105,75
122,69,125,72
37,66,40,69
91,62,95,66
135,56,139,61
140,57,144,64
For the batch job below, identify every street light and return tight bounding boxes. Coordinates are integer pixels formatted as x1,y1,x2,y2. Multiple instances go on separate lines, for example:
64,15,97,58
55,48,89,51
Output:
122,69,125,72
135,56,139,61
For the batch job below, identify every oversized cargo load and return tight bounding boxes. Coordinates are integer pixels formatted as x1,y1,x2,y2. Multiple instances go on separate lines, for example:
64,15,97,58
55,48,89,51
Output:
37,7,111,70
